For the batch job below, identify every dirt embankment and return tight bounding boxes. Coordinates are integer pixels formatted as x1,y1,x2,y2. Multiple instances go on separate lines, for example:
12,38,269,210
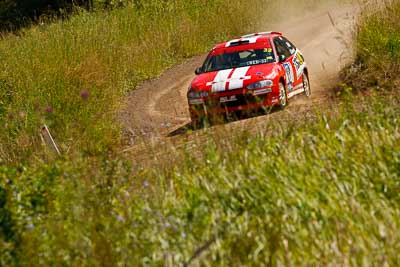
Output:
119,4,357,150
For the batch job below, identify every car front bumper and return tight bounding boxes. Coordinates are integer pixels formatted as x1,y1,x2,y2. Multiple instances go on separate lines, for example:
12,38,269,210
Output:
188,88,280,120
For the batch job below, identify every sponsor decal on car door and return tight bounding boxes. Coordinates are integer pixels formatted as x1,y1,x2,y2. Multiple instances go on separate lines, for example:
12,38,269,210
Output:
292,50,305,79
286,50,307,98
283,51,306,98
283,61,295,91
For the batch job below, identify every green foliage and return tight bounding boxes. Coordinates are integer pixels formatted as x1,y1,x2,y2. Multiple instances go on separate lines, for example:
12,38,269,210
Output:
0,0,265,163
0,96,399,266
342,0,400,89
357,1,400,64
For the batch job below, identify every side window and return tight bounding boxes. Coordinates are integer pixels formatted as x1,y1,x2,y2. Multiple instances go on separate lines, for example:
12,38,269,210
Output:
203,56,215,71
281,37,297,55
273,38,291,60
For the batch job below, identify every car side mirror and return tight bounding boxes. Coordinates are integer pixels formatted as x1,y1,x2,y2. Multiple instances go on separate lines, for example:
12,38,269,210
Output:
195,67,203,75
279,54,286,63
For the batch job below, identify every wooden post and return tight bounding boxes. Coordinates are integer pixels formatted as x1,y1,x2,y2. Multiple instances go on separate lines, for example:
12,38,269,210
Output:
41,125,61,156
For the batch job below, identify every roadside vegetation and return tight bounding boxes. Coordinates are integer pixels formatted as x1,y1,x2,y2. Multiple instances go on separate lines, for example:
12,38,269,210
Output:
2,96,399,266
1,0,399,266
0,0,267,163
0,0,340,164
341,0,400,91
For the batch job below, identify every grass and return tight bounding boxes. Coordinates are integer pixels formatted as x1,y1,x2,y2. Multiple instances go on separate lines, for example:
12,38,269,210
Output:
1,95,399,266
0,0,267,163
1,0,399,266
0,0,345,164
341,0,400,90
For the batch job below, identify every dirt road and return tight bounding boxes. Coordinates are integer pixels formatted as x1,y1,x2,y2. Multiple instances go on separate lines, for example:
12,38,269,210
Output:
120,4,356,148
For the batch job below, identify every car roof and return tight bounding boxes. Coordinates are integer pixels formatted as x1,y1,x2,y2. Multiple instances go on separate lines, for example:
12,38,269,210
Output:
213,31,282,50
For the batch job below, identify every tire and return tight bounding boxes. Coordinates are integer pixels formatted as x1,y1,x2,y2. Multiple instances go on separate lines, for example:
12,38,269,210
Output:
278,82,288,108
303,73,311,97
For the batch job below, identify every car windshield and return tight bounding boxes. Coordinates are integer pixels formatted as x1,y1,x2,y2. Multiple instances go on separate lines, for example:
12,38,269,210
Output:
202,48,275,72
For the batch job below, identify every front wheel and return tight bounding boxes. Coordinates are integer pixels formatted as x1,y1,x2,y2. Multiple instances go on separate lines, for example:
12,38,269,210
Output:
303,73,311,97
278,82,288,109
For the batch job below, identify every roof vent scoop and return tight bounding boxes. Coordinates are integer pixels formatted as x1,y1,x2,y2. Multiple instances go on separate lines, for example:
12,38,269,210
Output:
229,40,250,47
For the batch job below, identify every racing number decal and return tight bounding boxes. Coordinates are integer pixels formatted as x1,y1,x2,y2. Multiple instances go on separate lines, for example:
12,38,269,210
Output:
264,48,274,61
283,62,295,91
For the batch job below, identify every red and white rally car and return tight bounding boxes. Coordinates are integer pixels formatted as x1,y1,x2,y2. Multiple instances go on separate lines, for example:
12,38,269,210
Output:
187,32,310,126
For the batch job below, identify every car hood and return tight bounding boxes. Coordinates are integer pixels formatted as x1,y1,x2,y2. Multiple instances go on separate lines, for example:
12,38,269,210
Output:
190,64,279,92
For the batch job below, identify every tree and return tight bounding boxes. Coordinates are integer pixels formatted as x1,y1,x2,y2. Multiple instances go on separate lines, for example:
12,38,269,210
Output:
0,0,95,31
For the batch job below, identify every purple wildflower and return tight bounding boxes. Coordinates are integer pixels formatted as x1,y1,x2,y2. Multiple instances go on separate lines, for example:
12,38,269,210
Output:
80,90,90,100
44,106,53,113
117,215,125,223
26,223,35,230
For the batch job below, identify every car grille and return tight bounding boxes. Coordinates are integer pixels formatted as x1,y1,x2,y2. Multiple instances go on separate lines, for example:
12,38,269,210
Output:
205,94,265,108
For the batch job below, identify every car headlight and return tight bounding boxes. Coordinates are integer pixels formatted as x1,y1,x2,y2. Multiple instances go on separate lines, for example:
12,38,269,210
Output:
188,90,209,99
247,80,273,90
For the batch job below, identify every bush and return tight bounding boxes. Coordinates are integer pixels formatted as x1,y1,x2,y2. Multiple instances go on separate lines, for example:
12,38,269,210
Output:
341,0,400,90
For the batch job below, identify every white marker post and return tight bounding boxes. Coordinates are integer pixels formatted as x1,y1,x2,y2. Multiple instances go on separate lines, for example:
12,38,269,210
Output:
41,125,61,156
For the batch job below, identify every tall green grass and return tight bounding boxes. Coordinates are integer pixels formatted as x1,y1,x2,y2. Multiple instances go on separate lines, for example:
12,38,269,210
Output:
342,0,400,89
1,95,399,266
0,0,267,163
